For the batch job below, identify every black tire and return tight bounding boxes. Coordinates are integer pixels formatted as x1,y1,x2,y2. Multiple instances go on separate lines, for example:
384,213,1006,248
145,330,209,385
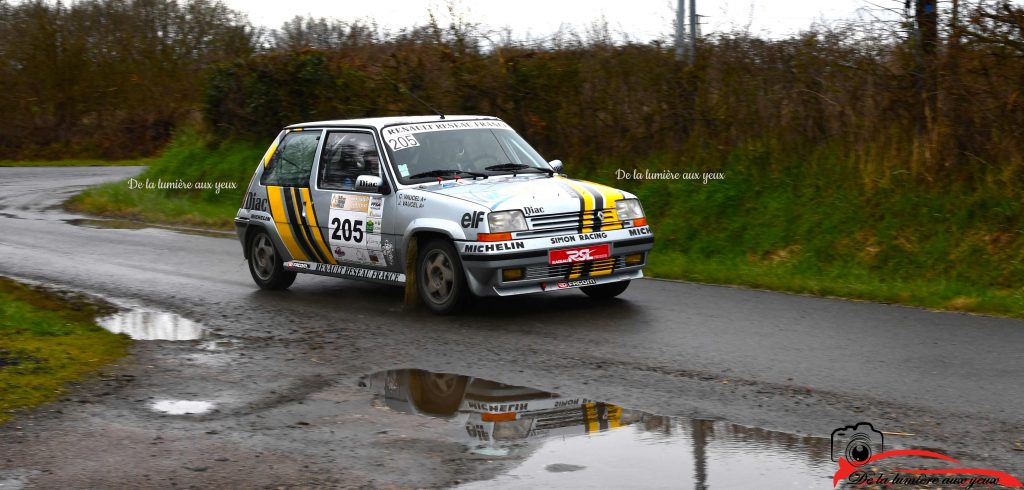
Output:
416,238,468,314
581,280,630,299
409,370,468,416
247,229,297,290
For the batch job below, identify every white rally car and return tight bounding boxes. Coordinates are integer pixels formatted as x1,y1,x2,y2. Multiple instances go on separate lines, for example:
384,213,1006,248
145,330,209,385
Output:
234,115,654,313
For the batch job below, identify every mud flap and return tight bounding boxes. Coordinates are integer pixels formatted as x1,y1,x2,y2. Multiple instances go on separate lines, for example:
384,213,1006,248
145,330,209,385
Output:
404,239,418,306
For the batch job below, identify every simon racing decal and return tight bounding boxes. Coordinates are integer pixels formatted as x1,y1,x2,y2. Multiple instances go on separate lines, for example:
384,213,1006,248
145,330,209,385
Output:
328,193,387,267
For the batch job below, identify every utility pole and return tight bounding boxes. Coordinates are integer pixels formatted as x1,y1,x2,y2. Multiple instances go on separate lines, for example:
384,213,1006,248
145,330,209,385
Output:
910,0,938,131
675,0,697,65
675,0,686,61
688,0,697,66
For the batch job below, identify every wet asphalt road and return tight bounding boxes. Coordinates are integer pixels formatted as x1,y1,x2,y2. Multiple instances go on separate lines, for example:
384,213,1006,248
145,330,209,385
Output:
0,166,1021,488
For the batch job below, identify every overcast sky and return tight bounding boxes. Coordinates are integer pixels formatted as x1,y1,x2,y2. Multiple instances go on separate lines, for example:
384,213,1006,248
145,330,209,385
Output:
223,0,910,40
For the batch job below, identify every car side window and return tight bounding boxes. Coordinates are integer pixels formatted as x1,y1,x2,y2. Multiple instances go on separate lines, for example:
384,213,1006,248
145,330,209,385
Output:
318,132,381,191
261,131,321,187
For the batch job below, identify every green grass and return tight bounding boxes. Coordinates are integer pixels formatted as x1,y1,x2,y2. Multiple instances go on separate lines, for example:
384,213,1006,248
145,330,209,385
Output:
66,133,1024,318
67,132,264,230
0,277,130,423
575,149,1024,318
0,158,154,167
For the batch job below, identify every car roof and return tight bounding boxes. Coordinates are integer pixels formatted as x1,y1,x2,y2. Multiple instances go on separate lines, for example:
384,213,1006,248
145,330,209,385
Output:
285,115,500,130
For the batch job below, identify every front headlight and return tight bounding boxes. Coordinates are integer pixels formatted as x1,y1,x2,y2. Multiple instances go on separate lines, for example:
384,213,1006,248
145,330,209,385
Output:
488,210,527,233
615,198,645,220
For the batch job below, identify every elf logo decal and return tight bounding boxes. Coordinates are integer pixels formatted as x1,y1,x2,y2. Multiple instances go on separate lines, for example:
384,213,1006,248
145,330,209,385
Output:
549,244,611,265
461,211,485,229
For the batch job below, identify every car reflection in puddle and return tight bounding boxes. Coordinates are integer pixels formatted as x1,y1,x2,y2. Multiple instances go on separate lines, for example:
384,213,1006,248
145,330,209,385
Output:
366,369,835,489
97,309,205,340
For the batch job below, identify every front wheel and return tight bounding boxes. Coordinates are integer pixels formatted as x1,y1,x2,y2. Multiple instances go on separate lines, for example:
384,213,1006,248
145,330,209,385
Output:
581,280,630,299
248,229,296,290
416,238,468,314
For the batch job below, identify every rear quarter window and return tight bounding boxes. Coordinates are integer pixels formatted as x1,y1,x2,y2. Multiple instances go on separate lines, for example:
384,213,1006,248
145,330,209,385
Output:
261,131,321,187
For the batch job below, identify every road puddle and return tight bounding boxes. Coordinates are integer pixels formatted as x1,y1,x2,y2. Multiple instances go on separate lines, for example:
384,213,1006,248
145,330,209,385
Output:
150,400,215,415
365,369,834,488
97,309,205,340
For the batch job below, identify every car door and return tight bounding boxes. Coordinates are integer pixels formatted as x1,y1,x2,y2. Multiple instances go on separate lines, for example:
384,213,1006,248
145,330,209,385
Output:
311,129,400,272
259,128,334,264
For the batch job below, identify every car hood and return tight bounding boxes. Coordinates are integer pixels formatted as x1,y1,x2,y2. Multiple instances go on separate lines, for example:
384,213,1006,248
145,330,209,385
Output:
420,175,629,213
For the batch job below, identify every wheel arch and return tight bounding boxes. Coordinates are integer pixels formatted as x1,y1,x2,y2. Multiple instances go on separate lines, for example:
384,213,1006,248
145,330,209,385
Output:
243,223,283,260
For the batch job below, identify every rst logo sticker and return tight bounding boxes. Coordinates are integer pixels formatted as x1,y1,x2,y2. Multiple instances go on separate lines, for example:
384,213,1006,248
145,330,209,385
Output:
549,244,611,265
461,211,484,229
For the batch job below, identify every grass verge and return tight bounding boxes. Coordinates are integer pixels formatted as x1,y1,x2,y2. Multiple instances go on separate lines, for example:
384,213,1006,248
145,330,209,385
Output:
0,277,130,423
66,132,263,230
0,158,154,167
576,149,1024,318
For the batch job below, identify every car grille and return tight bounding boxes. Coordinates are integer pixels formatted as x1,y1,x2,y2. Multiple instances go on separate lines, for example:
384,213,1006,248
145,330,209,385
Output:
517,209,623,238
533,407,587,431
523,256,629,281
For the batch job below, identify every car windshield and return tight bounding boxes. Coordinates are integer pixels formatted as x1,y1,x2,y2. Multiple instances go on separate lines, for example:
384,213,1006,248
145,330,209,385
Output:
381,120,550,184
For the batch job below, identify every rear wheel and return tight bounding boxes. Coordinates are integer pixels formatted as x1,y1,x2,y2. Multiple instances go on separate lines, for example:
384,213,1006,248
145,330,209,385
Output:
248,230,296,290
409,370,468,415
581,280,630,299
417,238,468,314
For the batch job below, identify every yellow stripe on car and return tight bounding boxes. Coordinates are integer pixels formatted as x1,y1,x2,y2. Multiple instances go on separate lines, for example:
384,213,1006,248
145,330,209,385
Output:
263,140,279,167
289,188,326,263
301,188,336,265
266,186,308,261
558,178,596,232
581,180,625,230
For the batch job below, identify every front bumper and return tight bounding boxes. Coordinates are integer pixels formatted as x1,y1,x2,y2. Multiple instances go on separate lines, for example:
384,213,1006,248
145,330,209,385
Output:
456,227,654,297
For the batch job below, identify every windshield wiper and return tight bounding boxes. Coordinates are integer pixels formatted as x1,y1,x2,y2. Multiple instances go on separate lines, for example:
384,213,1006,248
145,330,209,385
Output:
407,168,488,180
484,163,554,177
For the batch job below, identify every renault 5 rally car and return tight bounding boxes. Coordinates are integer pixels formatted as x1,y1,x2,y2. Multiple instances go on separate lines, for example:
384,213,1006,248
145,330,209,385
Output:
234,116,654,314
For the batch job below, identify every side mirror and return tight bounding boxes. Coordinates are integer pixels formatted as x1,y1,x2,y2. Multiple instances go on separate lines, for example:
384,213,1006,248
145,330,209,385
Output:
355,175,383,193
548,159,564,175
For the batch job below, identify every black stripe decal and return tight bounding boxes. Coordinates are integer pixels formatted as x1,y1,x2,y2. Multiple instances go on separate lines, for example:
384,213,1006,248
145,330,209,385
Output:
461,250,548,262
565,262,581,279
579,182,604,231
616,236,655,248
292,188,329,263
284,187,321,262
307,192,334,258
581,403,592,433
580,260,594,277
596,403,609,431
